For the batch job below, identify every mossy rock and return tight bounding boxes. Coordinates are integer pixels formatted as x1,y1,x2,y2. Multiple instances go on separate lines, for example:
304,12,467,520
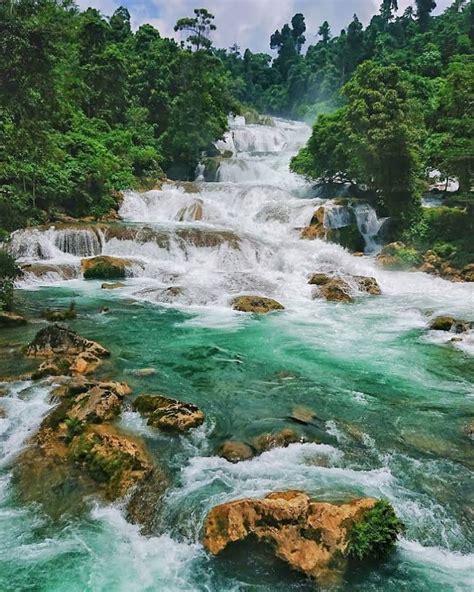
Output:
84,262,126,280
346,499,404,561
327,225,365,253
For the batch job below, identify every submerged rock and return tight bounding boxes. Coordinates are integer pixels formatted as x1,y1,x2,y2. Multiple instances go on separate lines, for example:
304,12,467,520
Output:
253,428,301,452
101,282,126,289
219,441,254,463
291,406,317,425
41,303,77,322
133,394,204,432
231,295,285,314
0,311,27,327
429,316,472,333
203,492,402,586
464,421,474,441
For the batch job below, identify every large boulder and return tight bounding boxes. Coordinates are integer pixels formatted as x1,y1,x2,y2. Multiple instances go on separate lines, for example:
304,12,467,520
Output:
231,295,285,314
25,324,109,377
309,274,353,303
15,378,153,516
309,274,381,303
133,394,204,432
429,316,472,333
81,256,129,280
301,207,326,241
203,491,403,586
218,441,254,463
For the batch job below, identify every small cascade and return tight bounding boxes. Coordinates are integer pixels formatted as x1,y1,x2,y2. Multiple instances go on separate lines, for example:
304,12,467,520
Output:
353,204,387,254
323,205,353,229
54,228,102,257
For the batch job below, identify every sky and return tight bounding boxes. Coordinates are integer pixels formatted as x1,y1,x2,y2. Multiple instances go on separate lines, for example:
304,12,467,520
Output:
76,0,453,53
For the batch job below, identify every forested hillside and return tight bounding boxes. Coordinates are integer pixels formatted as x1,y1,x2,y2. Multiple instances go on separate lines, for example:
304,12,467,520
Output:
0,3,236,234
0,0,472,266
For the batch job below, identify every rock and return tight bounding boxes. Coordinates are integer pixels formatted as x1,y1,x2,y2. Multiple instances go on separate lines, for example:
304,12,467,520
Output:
231,296,285,314
31,359,71,380
101,282,125,289
318,279,353,303
41,303,77,322
176,199,204,221
68,425,152,499
81,256,129,280
429,316,471,333
25,324,109,377
354,276,382,295
301,207,326,241
203,492,402,585
0,311,27,327
133,368,157,377
253,428,301,452
309,273,380,302
21,262,79,281
291,406,317,425
219,441,254,463
15,378,150,516
66,382,128,423
133,394,204,432
327,225,365,253
308,273,331,286
462,263,474,282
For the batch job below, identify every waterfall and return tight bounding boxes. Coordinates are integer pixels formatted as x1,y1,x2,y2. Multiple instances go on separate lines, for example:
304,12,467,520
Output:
323,206,353,229
353,204,387,254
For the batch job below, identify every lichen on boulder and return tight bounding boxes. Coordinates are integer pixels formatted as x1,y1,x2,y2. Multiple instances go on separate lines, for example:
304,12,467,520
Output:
203,491,403,586
231,295,285,314
133,394,204,432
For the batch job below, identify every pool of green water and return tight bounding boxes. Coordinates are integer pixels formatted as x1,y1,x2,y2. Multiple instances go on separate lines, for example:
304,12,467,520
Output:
0,286,472,591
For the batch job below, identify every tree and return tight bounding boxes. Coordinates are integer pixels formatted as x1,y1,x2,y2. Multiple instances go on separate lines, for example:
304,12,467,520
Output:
174,8,216,51
380,0,399,23
343,62,424,226
290,108,354,182
416,0,437,30
429,56,474,194
291,13,306,53
318,21,331,44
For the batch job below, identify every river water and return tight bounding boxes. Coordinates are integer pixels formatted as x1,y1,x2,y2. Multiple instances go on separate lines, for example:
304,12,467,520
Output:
0,117,473,591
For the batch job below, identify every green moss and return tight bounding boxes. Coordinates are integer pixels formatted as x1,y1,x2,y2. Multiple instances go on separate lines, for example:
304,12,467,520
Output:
84,263,125,280
64,417,84,443
69,434,124,483
327,225,365,252
346,500,404,561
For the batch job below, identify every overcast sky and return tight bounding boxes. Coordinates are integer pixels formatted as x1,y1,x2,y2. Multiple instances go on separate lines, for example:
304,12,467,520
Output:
76,0,452,53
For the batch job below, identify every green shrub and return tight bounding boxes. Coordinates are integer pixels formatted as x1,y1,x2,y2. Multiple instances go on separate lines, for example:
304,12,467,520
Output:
83,263,125,280
346,499,404,561
0,250,20,311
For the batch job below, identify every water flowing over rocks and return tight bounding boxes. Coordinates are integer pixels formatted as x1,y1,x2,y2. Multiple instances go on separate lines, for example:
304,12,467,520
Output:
429,316,472,333
231,295,285,314
15,378,152,515
203,492,402,586
309,273,381,303
133,394,204,432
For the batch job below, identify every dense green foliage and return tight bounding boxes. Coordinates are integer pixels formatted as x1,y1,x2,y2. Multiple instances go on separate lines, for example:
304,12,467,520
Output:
346,500,404,561
288,1,472,233
0,250,20,310
0,1,236,234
